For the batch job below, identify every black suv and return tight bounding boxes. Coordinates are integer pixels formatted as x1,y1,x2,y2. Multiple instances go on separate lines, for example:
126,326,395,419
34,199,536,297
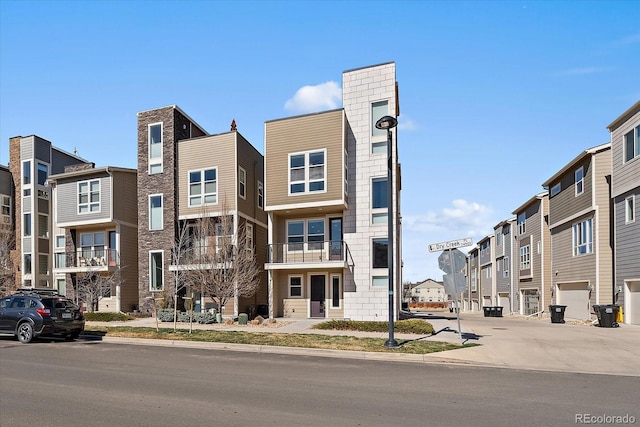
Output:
0,289,85,343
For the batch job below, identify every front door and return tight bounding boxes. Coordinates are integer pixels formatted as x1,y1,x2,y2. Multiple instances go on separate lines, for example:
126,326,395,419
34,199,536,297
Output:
310,275,326,318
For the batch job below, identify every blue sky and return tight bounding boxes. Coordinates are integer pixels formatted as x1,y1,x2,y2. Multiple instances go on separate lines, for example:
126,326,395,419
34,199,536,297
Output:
1,0,639,283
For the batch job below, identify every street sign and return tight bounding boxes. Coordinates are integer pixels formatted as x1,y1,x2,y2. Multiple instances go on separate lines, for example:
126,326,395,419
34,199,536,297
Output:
438,248,467,275
443,272,467,295
428,237,473,252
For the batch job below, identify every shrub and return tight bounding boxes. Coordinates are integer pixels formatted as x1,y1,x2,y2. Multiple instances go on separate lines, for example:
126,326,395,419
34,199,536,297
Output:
83,312,134,322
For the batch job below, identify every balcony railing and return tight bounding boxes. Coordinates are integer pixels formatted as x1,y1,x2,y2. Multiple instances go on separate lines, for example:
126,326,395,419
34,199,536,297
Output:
267,241,353,265
55,249,119,269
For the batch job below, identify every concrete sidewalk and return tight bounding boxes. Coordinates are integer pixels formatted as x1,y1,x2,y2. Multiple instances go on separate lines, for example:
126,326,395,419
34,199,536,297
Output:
87,311,640,376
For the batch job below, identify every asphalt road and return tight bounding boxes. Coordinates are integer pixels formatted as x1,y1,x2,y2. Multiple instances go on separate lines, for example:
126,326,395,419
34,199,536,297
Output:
1,338,638,427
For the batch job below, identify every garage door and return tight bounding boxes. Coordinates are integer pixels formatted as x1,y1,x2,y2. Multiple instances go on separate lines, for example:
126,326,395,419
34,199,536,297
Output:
498,293,510,312
557,282,590,320
625,281,640,325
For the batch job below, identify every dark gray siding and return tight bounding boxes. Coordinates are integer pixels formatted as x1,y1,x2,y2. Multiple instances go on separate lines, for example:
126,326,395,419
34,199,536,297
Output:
614,189,640,308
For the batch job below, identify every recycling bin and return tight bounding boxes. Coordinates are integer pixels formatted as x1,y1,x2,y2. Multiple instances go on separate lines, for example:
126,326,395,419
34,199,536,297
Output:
493,306,503,317
549,305,567,324
595,304,619,328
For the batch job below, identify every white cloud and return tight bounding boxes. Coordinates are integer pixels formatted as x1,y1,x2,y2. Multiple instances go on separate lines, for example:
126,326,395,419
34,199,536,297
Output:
284,81,342,114
398,115,417,131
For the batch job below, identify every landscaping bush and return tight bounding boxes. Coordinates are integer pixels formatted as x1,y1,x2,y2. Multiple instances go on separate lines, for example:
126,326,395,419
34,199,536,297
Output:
313,319,434,335
83,312,134,322
156,309,219,324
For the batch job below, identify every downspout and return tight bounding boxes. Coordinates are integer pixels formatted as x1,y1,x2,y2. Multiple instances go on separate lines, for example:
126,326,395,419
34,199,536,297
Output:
540,197,545,315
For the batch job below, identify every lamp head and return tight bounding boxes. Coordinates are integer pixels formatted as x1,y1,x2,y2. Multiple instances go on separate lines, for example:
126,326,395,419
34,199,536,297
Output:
375,115,398,130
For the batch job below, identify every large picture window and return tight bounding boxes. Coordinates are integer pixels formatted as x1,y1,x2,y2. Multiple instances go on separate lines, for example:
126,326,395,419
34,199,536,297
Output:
289,150,326,194
573,217,593,256
78,179,100,213
189,168,217,206
148,123,163,174
149,195,163,230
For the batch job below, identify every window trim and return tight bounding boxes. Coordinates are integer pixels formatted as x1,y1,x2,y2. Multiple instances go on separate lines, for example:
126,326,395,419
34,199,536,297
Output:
625,195,635,224
23,213,31,237
517,213,526,235
623,125,640,163
149,194,164,231
188,168,218,207
286,218,326,252
371,177,388,224
78,179,101,214
575,166,584,196
572,217,593,256
149,250,164,292
257,180,264,209
37,162,48,186
371,99,389,154
288,149,327,195
238,167,246,200
148,122,163,174
550,183,561,197
330,274,341,309
37,213,49,239
372,237,389,269
23,160,31,186
520,245,531,270
288,275,303,298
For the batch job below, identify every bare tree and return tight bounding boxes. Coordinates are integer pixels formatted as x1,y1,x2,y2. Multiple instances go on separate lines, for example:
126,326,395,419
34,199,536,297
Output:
183,207,261,318
0,225,16,295
75,267,120,312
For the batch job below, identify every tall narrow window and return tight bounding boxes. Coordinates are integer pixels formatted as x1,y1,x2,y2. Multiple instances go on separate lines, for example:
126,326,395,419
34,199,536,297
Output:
371,101,389,154
37,163,48,186
78,179,100,213
572,217,593,256
39,254,49,275
38,214,49,238
503,257,510,278
287,221,304,251
331,275,340,308
257,181,264,209
150,251,163,291
23,161,31,185
626,196,635,223
245,223,254,250
575,166,584,196
24,213,31,236
371,177,388,224
149,123,163,174
1,195,10,224
24,254,32,274
517,212,526,235
238,167,246,199
307,219,324,250
372,238,388,269
149,195,163,230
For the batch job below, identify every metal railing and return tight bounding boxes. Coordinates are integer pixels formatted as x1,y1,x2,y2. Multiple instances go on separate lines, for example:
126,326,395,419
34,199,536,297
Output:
55,249,119,269
267,241,353,265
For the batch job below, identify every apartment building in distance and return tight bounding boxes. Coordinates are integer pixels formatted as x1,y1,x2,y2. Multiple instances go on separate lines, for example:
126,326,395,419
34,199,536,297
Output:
264,62,402,320
493,218,516,313
607,100,640,325
542,143,612,320
9,135,90,290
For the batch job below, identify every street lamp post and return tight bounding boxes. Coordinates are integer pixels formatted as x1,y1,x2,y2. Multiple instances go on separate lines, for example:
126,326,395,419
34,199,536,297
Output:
375,115,399,348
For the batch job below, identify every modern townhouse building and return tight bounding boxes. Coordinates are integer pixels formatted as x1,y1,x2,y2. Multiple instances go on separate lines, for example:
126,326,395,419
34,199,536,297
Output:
264,62,402,320
173,127,268,316
1,164,15,294
477,235,495,308
136,105,266,316
542,143,612,320
9,135,90,289
465,245,480,312
512,192,551,316
48,165,139,312
607,100,640,325
493,218,516,313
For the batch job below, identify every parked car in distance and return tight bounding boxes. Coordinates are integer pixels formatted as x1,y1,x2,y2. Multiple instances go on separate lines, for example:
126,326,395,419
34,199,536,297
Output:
0,288,85,343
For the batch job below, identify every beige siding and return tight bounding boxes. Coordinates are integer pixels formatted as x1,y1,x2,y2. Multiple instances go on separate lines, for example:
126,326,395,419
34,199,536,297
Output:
119,223,139,312
594,152,613,304
112,171,138,225
548,158,593,225
265,110,344,208
551,220,596,302
236,134,266,224
178,133,237,217
283,299,307,318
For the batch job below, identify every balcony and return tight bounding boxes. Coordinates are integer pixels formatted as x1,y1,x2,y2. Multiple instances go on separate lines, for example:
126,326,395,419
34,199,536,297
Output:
54,249,119,272
266,241,353,270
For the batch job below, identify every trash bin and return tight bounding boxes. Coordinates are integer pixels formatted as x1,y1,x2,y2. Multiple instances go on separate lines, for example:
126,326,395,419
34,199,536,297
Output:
238,313,248,325
549,305,567,324
494,306,503,317
596,304,619,328
257,304,268,317
483,306,492,317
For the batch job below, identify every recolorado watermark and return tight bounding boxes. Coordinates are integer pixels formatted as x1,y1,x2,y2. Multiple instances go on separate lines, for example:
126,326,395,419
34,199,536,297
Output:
576,413,636,424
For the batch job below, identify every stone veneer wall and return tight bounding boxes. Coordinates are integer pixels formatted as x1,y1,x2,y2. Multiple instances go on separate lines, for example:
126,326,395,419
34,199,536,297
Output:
9,137,23,287
342,63,399,321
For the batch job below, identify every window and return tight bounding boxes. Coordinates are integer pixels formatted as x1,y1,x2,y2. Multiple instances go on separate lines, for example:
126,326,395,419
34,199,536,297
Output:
372,238,388,269
624,125,640,162
1,195,10,223
287,221,304,251
149,195,163,230
78,179,100,213
331,275,341,308
626,196,635,223
80,232,105,264
238,167,246,199
485,265,492,279
496,230,502,246
289,276,302,298
573,217,593,256
550,183,561,197
150,251,163,291
288,150,326,194
245,223,254,252
372,276,387,287
520,245,530,270
371,100,389,154
344,150,348,196
257,181,264,209
575,167,584,196
148,123,163,174
189,168,217,206
480,240,490,257
471,270,477,291
56,235,65,249
23,161,31,185
23,213,31,236
503,257,510,278
307,219,324,250
39,254,49,275
24,254,32,274
517,213,526,235
371,177,387,224
38,214,48,238
537,240,542,254
37,163,48,186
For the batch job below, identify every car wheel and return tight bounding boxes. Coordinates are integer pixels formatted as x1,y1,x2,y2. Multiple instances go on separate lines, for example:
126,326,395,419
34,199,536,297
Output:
17,322,34,344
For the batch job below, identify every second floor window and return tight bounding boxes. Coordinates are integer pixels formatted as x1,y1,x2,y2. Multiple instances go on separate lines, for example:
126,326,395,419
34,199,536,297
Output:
78,179,100,213
371,177,387,224
23,161,31,185
573,217,593,256
238,167,246,199
37,163,48,186
626,196,635,223
189,168,217,206
149,123,163,174
289,150,325,194
149,195,163,230
257,181,264,209
517,212,526,235
624,125,640,162
372,238,388,269
575,166,584,196
520,245,530,270
1,195,10,223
